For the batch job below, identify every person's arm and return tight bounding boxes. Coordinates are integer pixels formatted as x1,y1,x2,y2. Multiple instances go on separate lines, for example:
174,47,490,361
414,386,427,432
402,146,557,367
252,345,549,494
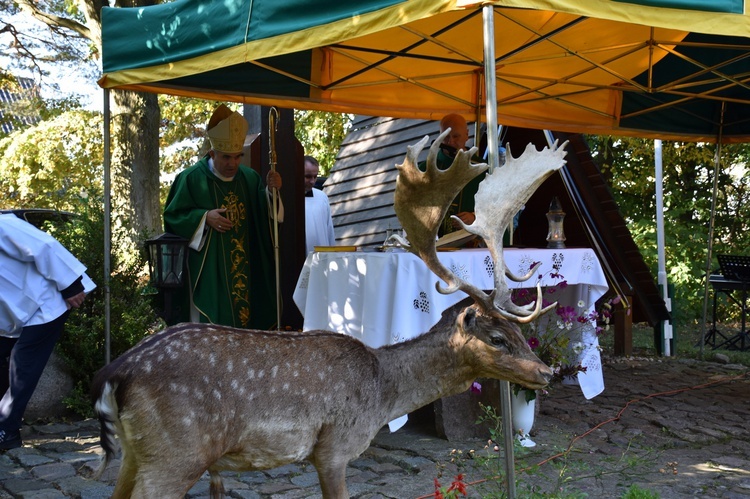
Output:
61,277,86,309
0,216,90,293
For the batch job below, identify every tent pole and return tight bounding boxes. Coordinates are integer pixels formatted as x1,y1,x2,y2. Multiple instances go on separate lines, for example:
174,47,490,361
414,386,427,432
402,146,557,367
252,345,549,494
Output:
699,105,725,358
482,5,515,499
103,88,112,365
654,140,672,356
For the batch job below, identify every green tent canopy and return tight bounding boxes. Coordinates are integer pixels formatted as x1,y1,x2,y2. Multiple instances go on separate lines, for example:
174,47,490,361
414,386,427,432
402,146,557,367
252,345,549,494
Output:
100,0,750,142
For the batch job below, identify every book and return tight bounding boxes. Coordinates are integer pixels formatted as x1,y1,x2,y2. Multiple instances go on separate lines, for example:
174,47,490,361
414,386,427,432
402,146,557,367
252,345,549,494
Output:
435,229,477,248
314,246,357,252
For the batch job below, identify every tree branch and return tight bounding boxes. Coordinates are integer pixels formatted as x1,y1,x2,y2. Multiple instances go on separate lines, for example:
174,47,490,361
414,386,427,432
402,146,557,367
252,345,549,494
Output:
15,0,92,41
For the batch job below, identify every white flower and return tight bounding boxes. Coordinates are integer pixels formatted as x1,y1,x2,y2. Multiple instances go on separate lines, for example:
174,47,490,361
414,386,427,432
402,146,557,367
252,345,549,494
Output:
577,300,586,308
571,341,584,354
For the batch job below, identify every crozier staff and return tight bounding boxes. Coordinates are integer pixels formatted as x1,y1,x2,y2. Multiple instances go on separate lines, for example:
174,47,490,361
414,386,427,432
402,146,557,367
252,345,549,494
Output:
164,104,283,329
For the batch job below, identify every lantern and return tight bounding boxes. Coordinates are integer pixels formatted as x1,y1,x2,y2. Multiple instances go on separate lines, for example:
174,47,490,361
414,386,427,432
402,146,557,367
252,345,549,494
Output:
145,233,188,288
545,197,566,249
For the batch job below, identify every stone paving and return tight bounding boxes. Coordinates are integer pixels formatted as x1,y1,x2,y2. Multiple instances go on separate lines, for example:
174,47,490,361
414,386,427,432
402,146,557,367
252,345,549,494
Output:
0,356,748,498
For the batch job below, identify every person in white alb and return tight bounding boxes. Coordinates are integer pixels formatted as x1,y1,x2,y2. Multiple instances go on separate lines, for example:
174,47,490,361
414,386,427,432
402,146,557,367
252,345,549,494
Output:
0,214,95,450
303,156,336,253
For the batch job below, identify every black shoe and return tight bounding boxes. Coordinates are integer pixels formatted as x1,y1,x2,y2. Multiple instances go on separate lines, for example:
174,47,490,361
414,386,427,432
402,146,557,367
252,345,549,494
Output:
0,429,21,450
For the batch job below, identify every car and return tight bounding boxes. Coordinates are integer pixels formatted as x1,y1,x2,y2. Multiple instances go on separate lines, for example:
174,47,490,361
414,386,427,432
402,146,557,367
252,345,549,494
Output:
0,208,76,230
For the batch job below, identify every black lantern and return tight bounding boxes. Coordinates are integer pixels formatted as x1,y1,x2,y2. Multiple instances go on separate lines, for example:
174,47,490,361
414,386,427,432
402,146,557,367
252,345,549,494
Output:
545,197,567,249
145,233,188,288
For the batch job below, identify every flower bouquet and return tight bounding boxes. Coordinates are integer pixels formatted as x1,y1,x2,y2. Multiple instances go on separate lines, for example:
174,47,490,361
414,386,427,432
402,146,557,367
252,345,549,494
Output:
511,266,618,400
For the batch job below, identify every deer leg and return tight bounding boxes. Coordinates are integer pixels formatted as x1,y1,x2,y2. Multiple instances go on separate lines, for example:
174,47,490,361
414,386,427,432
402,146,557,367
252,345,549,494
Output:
209,470,226,499
110,452,138,499
128,469,201,499
314,461,349,499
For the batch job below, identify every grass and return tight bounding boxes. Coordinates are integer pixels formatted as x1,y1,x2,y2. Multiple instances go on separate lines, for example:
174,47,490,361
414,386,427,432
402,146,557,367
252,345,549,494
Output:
598,320,750,368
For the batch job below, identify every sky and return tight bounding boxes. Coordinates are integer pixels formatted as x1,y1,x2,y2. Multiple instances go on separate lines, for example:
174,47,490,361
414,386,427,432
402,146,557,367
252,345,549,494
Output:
1,12,102,111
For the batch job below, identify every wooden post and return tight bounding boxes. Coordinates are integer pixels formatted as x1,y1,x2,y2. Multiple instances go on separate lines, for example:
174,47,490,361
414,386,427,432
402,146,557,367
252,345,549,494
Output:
613,295,633,355
244,105,305,330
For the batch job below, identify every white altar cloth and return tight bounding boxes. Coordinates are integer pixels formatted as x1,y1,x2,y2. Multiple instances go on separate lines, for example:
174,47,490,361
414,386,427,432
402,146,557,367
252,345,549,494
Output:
293,247,608,399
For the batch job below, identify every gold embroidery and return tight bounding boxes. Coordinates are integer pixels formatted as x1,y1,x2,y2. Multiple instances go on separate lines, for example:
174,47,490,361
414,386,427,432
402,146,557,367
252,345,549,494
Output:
222,191,246,229
222,189,251,327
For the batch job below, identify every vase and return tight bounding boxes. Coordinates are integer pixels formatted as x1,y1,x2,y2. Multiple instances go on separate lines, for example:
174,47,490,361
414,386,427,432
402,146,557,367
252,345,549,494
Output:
510,389,537,448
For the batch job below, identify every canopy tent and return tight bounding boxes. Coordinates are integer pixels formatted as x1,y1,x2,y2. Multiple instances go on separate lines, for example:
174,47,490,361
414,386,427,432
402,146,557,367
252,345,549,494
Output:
99,0,750,143
98,1,749,493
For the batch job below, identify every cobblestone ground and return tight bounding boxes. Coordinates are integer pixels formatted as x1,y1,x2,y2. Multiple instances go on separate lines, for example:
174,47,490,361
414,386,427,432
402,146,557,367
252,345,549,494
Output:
0,357,748,498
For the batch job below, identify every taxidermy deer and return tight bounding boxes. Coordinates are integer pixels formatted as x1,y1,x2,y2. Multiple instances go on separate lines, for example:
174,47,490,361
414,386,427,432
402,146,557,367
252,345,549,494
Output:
91,130,568,499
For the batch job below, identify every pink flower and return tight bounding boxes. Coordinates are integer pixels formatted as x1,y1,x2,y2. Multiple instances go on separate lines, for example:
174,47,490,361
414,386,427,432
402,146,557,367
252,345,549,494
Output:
527,337,540,349
556,306,577,322
471,381,482,394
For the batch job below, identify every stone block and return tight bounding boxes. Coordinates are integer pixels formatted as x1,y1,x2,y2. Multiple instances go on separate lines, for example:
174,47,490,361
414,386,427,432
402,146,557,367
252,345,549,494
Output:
434,378,500,440
26,352,74,422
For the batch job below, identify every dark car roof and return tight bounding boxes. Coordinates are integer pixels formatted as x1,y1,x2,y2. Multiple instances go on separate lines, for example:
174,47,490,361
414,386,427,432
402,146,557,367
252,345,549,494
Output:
0,209,76,229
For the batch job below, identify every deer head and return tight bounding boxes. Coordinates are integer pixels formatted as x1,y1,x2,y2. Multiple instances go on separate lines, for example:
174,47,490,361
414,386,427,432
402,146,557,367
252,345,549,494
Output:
395,129,569,323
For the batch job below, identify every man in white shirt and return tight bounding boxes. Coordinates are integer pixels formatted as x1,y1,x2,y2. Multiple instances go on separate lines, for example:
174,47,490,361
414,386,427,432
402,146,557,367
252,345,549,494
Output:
0,214,95,449
304,156,336,253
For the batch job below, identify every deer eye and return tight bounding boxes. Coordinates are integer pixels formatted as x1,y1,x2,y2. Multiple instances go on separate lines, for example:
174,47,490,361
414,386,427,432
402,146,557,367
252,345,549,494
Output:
490,334,506,348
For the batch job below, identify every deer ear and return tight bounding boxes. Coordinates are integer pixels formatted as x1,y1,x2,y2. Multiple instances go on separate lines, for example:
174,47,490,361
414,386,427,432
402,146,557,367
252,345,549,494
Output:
460,307,478,331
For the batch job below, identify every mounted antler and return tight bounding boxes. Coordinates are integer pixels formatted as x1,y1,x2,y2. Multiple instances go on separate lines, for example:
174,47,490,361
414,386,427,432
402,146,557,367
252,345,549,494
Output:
395,130,568,323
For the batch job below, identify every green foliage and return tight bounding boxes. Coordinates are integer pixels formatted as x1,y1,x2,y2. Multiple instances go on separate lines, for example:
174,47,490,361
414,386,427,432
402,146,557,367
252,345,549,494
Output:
0,108,103,210
294,110,353,174
621,484,660,499
45,199,158,417
158,96,221,173
585,136,750,324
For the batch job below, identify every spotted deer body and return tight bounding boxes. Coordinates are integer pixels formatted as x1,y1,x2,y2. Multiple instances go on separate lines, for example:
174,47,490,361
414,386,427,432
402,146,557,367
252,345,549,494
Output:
92,132,568,498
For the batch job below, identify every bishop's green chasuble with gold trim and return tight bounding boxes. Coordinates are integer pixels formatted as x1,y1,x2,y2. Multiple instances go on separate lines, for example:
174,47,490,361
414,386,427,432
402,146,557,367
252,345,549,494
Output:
164,157,277,329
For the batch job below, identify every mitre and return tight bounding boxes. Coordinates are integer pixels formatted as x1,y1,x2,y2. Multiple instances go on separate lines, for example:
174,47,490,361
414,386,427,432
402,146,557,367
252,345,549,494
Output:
206,104,248,153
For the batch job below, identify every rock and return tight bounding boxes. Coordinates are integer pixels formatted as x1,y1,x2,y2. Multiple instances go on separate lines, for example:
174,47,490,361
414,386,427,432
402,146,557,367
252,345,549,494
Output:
434,379,501,440
713,353,731,364
25,352,74,422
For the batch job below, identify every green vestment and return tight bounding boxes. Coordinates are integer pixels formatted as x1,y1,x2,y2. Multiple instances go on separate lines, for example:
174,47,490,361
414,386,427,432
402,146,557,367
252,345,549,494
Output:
164,157,277,329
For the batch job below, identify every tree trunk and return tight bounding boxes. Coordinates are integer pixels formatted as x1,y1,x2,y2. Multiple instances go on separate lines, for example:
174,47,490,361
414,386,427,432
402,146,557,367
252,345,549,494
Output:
111,90,161,247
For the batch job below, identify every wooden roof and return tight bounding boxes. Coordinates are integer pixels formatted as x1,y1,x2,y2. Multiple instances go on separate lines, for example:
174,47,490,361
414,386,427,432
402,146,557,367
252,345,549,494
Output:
0,77,38,134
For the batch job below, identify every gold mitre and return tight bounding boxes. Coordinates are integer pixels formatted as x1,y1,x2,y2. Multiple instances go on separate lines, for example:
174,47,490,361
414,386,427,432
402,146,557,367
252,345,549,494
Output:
206,104,248,153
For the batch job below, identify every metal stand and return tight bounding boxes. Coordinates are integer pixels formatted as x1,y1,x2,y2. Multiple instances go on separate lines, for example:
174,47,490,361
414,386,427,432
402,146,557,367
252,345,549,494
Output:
704,275,749,351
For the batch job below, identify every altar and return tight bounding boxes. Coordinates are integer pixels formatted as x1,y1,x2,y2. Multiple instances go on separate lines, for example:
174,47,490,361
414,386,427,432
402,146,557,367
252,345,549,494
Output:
293,247,609,399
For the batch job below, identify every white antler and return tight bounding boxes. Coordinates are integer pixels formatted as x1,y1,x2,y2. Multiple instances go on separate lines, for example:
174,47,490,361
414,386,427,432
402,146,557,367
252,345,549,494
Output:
395,131,568,323
468,141,569,321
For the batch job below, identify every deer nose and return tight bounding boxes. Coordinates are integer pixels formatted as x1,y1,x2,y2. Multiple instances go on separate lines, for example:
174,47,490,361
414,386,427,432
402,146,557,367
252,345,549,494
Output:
540,368,553,384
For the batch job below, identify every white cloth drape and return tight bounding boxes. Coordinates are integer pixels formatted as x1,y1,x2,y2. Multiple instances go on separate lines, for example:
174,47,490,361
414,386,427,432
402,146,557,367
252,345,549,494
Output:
293,247,608,398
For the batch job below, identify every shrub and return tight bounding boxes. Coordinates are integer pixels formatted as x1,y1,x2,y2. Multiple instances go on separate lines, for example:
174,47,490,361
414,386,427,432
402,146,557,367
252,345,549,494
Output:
47,200,158,417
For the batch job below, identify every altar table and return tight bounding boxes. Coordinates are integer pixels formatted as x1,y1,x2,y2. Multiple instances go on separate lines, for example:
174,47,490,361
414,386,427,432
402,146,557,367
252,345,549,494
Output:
293,247,608,399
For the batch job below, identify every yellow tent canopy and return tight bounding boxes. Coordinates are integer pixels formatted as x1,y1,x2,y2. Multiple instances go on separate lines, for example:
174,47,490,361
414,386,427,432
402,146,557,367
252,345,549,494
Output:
100,0,750,142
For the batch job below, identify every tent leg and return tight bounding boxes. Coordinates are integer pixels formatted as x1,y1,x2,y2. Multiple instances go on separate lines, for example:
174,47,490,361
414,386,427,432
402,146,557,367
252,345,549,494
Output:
654,140,672,356
103,88,112,365
699,107,724,359
482,5,515,498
